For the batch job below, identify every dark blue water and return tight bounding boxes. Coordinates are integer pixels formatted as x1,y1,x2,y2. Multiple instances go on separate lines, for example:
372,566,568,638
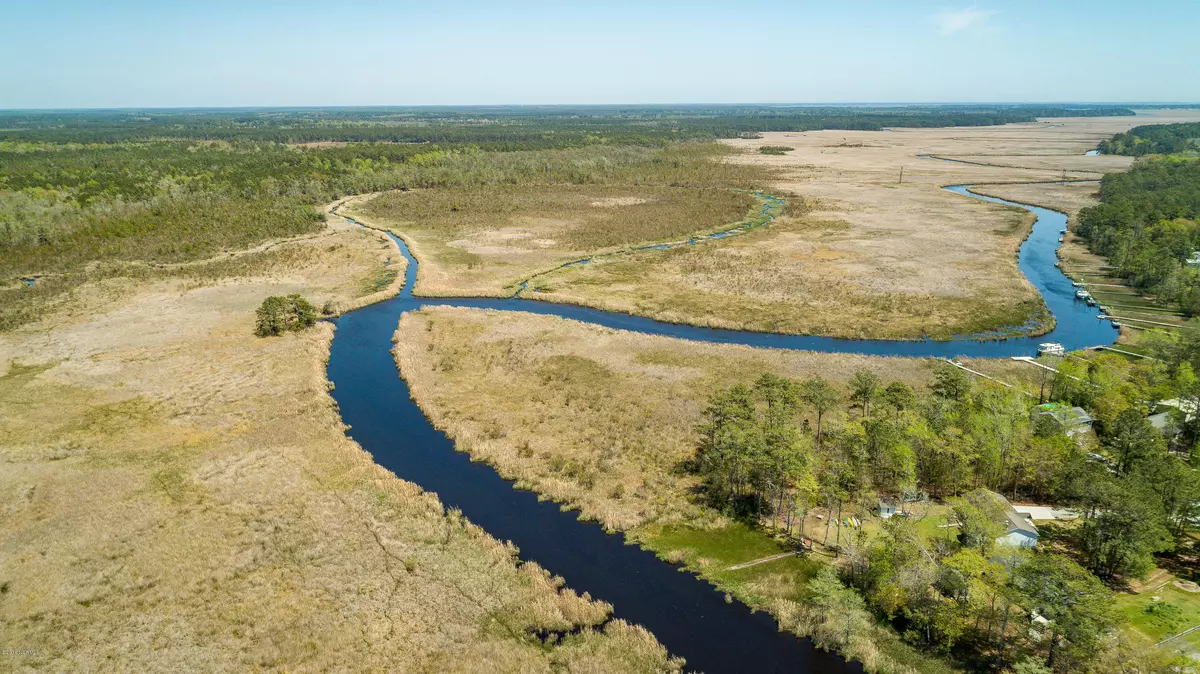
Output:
364,184,1114,358
329,296,859,674
326,184,1114,673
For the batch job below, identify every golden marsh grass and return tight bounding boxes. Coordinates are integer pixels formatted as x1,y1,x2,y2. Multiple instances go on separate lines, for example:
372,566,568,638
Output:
0,226,676,671
393,306,1042,532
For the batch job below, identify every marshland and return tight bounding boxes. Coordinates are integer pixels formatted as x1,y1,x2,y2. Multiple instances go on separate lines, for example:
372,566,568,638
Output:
4,100,1200,674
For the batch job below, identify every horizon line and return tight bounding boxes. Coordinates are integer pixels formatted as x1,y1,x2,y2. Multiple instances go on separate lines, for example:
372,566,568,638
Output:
4,101,1200,113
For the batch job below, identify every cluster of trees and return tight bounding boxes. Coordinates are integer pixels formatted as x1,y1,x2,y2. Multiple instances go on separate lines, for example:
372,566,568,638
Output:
696,356,1200,671
1077,155,1200,314
842,514,1117,671
1050,346,1200,581
254,294,319,337
696,364,1065,533
1098,123,1200,156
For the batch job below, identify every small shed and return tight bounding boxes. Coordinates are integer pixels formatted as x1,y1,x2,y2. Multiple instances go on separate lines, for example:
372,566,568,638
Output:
1029,610,1052,641
878,498,900,519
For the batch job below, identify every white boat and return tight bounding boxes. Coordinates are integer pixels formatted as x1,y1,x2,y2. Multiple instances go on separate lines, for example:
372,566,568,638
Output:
1075,290,1091,300
1072,281,1083,288
1038,342,1066,356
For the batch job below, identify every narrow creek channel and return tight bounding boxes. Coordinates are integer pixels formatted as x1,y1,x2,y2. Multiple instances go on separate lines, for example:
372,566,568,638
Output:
326,180,1117,672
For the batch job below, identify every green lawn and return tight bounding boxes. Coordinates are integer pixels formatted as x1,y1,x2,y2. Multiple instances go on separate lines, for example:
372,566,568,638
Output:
1115,581,1200,654
639,521,824,604
638,514,961,674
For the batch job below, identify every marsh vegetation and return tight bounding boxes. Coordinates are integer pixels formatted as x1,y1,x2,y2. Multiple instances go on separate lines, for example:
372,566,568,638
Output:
7,106,1199,672
351,143,774,296
0,228,681,672
395,305,1200,673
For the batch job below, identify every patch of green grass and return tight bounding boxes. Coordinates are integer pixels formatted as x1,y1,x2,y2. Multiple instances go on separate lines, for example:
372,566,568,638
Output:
758,146,793,155
1116,583,1200,645
638,521,823,604
637,519,961,672
868,624,961,674
359,266,398,296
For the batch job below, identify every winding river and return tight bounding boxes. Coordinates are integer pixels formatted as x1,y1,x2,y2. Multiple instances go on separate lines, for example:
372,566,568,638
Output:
326,178,1116,673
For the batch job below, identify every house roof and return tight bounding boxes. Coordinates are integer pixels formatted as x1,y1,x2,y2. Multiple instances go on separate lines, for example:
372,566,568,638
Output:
976,489,1039,537
1005,509,1038,537
1149,411,1174,430
1034,403,1092,428
1159,399,1198,420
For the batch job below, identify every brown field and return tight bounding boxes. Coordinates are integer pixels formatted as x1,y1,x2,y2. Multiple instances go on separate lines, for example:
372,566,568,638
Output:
359,111,1200,340
347,181,764,298
0,215,676,671
393,306,1043,533
968,181,1102,220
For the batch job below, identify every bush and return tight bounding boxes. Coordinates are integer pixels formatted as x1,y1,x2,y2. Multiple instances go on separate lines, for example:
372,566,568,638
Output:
758,145,793,155
255,294,319,337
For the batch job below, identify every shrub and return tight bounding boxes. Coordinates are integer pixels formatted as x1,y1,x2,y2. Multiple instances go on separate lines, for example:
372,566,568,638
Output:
255,294,319,337
758,146,793,155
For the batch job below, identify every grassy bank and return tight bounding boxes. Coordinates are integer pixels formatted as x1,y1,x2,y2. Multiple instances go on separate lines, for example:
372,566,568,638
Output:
392,306,1053,672
0,228,678,671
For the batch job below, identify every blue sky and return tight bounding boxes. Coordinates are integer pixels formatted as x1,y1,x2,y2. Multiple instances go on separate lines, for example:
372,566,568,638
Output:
3,0,1198,108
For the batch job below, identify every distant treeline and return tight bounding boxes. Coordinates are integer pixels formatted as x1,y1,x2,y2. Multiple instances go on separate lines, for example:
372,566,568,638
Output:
0,138,769,329
1097,122,1200,156
0,104,1134,330
0,105,1134,145
1078,156,1200,312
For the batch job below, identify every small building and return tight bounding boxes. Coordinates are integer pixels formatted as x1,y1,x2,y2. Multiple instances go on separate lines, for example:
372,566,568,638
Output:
878,498,900,519
1156,398,1197,422
998,506,1039,549
1188,251,1200,268
1013,504,1078,522
1029,610,1052,641
1148,410,1179,438
1033,403,1094,437
968,489,1041,549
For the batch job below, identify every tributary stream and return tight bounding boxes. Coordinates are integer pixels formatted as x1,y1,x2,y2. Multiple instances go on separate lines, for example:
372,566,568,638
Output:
326,178,1116,672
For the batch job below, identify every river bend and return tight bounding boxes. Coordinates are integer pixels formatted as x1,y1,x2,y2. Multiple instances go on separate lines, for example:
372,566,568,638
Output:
326,179,1115,672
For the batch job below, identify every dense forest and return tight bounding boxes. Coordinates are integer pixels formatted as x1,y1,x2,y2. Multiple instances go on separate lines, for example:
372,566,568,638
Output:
1098,123,1200,156
0,105,1133,144
696,340,1200,672
1077,155,1200,313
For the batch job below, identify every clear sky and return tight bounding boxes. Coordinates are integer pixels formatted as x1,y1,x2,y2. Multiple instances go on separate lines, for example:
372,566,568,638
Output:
3,0,1198,109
